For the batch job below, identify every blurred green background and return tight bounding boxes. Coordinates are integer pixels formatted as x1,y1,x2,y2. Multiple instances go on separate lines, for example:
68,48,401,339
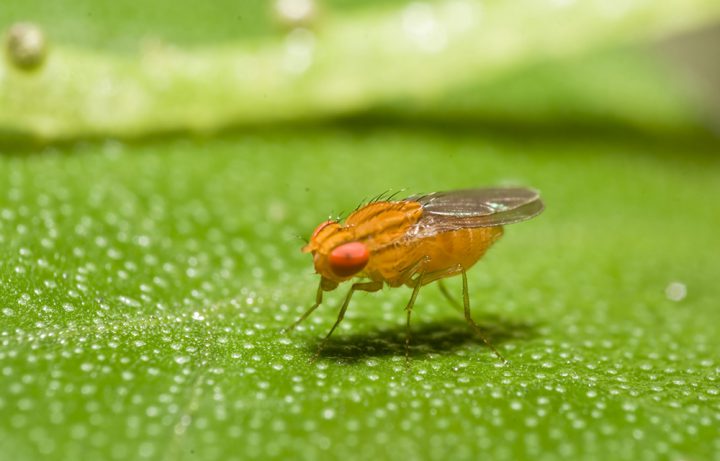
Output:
1,1,719,461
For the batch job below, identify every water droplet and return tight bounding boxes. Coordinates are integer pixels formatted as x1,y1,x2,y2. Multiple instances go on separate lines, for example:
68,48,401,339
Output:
274,0,317,27
401,2,448,53
665,281,687,302
5,22,47,71
282,28,315,75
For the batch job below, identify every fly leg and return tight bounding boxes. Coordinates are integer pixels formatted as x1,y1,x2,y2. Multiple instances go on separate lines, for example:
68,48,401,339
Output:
437,278,463,313
314,280,383,360
461,269,507,363
404,273,425,364
396,256,433,363
281,281,324,334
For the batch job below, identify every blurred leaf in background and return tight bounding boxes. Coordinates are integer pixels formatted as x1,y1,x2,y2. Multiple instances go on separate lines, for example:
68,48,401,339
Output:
1,1,719,461
2,0,720,139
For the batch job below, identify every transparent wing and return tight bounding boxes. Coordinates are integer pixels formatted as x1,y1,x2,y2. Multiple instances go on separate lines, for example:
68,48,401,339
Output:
407,187,544,236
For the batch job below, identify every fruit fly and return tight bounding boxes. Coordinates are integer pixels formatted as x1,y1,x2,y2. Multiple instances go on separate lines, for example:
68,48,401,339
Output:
285,187,544,361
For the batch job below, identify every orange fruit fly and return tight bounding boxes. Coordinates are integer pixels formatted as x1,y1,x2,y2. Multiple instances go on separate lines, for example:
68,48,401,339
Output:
285,187,544,361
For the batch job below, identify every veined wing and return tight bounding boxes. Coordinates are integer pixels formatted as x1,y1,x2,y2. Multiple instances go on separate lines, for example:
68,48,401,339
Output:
407,187,544,237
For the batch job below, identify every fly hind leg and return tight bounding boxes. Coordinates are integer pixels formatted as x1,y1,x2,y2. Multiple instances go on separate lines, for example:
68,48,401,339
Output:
437,278,462,313
461,269,507,363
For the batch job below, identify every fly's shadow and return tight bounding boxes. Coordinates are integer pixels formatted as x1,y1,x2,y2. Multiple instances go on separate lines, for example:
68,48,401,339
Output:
309,315,538,363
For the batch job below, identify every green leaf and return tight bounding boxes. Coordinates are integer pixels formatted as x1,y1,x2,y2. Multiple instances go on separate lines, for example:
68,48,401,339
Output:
2,0,719,139
1,129,719,460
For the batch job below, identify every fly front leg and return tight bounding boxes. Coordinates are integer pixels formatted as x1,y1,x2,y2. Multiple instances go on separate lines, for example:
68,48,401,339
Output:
314,280,384,359
461,269,507,363
282,281,325,334
283,276,339,334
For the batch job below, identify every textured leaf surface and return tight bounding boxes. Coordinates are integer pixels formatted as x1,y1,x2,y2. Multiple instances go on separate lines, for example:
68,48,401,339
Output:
1,130,719,460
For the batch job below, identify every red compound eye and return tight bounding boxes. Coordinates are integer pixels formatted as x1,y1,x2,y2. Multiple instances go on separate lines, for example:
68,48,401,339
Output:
328,241,369,277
